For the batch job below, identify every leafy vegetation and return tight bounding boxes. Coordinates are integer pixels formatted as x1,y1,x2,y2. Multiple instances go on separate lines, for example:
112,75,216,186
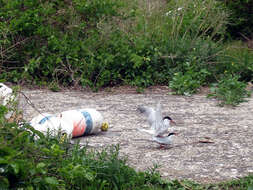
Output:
169,63,210,96
0,0,253,106
208,75,250,106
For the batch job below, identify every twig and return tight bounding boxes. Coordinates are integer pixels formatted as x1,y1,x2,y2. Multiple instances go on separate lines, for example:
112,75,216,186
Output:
2,37,30,55
17,90,43,116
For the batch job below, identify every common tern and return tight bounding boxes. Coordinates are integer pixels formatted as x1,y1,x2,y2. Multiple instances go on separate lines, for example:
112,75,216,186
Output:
153,132,178,148
138,102,176,137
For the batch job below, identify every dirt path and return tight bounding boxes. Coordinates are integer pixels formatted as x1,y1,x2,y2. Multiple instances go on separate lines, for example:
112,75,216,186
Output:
18,86,253,184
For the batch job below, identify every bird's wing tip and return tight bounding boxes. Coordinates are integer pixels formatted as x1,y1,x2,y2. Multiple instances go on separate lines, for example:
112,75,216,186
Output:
137,105,146,113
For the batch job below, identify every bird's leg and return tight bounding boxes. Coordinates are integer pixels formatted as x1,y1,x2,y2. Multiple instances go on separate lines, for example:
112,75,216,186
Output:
159,144,166,149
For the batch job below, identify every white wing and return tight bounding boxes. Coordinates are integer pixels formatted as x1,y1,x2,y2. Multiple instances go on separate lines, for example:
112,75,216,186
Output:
138,101,170,137
155,101,163,121
138,128,156,135
152,101,163,131
138,105,156,127
138,102,170,136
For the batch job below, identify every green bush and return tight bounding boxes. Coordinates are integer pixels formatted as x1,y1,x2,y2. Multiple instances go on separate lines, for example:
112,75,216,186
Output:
0,0,126,87
1,0,252,106
208,75,250,106
0,0,230,90
217,42,253,81
169,67,210,96
123,0,229,91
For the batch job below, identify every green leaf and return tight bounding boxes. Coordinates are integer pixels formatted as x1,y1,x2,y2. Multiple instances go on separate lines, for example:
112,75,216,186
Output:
10,163,19,174
209,86,217,93
0,158,8,164
84,172,95,181
130,54,143,69
33,177,42,184
26,186,34,190
29,168,36,176
37,162,46,169
44,177,59,185
0,105,8,116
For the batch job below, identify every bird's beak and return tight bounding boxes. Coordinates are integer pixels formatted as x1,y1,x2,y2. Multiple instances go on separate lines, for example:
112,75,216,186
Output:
171,120,176,125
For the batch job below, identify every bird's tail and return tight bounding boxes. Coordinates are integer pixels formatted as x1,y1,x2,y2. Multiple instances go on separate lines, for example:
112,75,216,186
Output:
138,128,155,135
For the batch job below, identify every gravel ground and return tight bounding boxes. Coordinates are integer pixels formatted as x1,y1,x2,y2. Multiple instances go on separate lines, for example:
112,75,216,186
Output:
18,86,253,184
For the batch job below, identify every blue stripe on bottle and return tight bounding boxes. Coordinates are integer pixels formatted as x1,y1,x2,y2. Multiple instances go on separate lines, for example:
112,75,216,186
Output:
80,111,93,136
39,116,52,124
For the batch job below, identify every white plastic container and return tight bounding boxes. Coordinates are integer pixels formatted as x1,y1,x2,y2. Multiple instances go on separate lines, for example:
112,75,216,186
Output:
0,83,16,119
30,108,105,138
0,83,14,106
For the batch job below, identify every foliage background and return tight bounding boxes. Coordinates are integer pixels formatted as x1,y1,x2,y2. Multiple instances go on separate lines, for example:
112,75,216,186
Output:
0,0,253,103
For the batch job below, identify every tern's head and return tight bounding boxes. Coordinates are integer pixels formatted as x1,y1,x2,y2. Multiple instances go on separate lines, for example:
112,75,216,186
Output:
163,116,176,125
167,132,178,136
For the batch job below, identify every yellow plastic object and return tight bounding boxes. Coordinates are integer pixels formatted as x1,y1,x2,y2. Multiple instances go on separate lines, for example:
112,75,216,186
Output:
101,122,109,131
60,133,67,144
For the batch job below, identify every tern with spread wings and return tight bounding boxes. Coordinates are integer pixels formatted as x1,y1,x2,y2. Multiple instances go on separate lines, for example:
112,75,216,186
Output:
138,102,176,137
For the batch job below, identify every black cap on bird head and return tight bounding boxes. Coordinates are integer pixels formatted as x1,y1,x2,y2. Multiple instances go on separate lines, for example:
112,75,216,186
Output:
163,116,176,125
163,116,172,121
168,132,177,136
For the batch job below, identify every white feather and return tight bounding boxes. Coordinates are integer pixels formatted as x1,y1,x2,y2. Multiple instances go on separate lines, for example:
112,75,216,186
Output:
138,101,172,137
152,135,174,145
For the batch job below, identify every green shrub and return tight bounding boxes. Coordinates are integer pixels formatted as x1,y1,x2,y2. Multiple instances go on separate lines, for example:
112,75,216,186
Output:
132,0,228,86
2,0,252,105
208,75,250,106
169,67,210,96
217,42,253,81
0,0,230,90
0,0,126,87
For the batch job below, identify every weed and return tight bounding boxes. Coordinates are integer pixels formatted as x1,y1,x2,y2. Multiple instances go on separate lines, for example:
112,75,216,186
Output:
208,75,250,106
169,61,210,96
49,82,61,92
217,41,253,81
